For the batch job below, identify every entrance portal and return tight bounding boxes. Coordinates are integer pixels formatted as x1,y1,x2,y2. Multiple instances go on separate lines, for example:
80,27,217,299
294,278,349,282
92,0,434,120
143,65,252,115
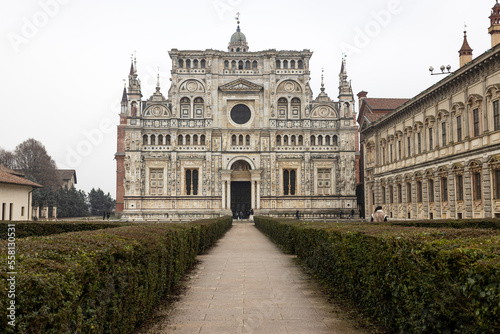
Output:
231,181,251,218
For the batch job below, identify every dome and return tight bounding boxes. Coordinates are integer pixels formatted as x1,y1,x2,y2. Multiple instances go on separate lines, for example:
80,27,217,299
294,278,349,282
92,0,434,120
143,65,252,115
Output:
231,29,246,43
228,25,249,52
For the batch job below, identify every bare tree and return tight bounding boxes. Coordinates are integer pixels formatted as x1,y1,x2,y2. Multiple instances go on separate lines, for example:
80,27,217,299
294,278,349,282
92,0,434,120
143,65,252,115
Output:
0,147,16,169
14,139,61,188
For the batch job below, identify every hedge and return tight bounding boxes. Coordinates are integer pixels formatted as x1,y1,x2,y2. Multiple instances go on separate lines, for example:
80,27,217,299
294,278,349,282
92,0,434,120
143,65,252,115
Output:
390,218,500,229
0,216,232,334
0,221,129,240
254,217,500,334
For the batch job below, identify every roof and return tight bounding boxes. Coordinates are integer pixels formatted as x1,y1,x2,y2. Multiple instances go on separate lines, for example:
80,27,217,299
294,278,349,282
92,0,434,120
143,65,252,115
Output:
0,165,42,188
364,98,410,111
57,169,77,184
0,165,24,177
357,97,409,125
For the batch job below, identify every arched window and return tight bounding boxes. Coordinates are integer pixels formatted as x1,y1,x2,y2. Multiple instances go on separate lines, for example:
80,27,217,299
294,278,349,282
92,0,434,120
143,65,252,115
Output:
245,61,250,70
283,60,288,69
236,47,240,52
193,135,198,145
232,135,237,146
284,135,289,146
193,59,199,68
194,97,204,118
277,135,282,146
276,60,281,69
224,60,229,69
238,60,244,70
166,135,171,146
178,135,183,145
150,134,156,146
143,135,148,146
201,59,206,68
245,135,250,146
332,135,338,146
298,135,303,146
158,135,163,145
291,98,301,118
310,135,316,146
185,135,191,145
325,135,331,146
180,97,191,118
290,60,296,69
185,59,191,69
291,135,296,146
239,135,244,146
278,98,288,118
252,61,258,70
298,60,303,69
178,59,184,68
231,60,236,69
318,135,323,146
200,135,206,145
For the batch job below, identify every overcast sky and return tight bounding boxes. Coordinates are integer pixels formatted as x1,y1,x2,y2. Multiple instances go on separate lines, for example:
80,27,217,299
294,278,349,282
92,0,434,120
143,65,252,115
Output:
0,0,494,196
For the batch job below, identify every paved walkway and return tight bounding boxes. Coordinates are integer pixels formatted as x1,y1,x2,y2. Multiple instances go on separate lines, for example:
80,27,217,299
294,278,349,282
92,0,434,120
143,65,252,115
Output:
144,222,368,334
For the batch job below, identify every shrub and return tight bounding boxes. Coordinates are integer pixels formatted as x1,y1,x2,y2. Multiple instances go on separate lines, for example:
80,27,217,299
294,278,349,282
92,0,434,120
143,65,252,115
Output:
0,216,232,334
0,221,128,239
255,217,500,334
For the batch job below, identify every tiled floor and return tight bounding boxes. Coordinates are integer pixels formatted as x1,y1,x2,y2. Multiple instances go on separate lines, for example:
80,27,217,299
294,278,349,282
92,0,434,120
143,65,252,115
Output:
144,222,368,334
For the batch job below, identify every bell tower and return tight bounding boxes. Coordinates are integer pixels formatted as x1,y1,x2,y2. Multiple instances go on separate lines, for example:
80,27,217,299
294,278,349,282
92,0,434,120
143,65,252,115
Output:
459,30,473,67
489,0,500,47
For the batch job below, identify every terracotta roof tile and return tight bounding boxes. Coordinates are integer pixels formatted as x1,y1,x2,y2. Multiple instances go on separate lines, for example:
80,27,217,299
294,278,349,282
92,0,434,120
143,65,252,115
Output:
0,165,24,176
0,166,42,188
364,98,409,111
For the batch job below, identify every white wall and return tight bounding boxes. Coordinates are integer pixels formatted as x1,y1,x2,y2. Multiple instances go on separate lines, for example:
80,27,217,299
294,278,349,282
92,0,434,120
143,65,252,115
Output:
0,183,33,221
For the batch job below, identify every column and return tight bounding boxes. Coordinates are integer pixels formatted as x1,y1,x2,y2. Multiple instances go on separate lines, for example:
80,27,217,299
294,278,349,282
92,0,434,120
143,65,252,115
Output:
251,170,263,211
227,182,231,211
222,181,226,209
482,159,492,218
251,181,255,209
411,177,417,219
257,182,261,209
448,170,456,219
423,178,429,219
464,166,472,218
434,172,442,218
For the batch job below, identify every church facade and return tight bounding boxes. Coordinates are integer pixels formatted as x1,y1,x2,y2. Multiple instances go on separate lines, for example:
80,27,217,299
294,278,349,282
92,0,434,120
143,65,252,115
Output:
115,23,358,221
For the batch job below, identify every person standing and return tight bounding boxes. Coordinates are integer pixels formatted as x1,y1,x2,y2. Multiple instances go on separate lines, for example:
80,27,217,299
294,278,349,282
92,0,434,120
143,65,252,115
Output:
372,206,386,222
296,210,300,219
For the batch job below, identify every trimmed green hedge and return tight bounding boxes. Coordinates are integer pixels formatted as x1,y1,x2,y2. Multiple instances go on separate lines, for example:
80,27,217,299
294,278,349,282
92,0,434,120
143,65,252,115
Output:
0,216,232,334
255,217,500,334
390,218,500,229
0,221,129,239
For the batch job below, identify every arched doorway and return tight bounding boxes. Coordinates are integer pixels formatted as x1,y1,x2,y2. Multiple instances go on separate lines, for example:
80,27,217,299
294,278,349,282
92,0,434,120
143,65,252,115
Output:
230,160,251,218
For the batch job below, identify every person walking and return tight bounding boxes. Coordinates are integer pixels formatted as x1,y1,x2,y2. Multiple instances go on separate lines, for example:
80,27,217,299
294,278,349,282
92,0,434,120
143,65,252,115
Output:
350,209,355,218
296,210,300,219
372,206,386,222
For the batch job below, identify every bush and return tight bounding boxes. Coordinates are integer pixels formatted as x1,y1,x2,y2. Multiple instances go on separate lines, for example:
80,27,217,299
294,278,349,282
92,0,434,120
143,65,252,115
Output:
0,221,128,240
0,216,232,334
255,217,500,334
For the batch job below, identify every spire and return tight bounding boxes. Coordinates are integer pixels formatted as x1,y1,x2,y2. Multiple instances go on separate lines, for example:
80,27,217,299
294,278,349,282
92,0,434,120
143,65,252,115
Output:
156,66,160,91
228,12,248,52
321,68,325,92
121,84,128,103
340,56,345,74
129,54,135,75
459,28,473,67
